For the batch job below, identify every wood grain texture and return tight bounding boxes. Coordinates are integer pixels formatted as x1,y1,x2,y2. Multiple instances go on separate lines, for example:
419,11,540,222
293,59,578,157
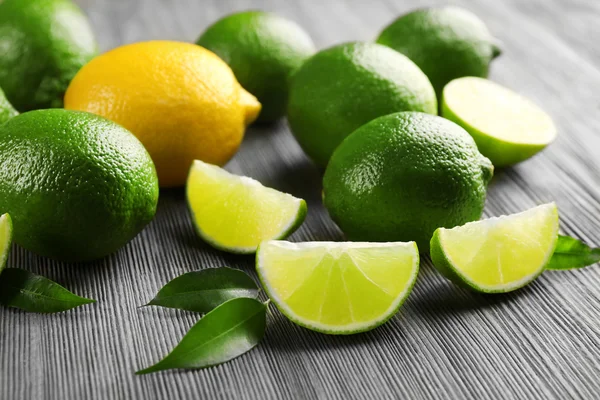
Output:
2,0,600,399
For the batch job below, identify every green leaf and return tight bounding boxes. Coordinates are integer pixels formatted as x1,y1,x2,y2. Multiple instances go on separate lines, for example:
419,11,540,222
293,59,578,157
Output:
546,235,600,270
146,267,259,313
137,297,266,374
0,268,96,313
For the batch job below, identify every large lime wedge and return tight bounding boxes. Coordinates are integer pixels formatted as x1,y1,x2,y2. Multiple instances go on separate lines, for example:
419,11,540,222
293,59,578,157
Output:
257,241,419,334
186,160,306,254
442,77,557,167
430,203,559,293
0,213,12,276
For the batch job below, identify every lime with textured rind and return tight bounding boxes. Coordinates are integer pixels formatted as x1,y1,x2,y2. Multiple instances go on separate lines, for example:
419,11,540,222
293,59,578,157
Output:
0,214,13,276
323,112,492,253
430,203,559,293
442,77,557,167
197,11,315,122
377,6,500,100
0,109,159,262
0,88,18,125
0,0,98,111
287,42,437,167
187,160,306,254
257,240,419,335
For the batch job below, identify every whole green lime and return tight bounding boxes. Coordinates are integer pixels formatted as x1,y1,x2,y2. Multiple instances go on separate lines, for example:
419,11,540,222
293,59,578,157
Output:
0,109,159,261
376,6,501,100
323,112,493,252
197,11,315,122
0,88,18,125
0,0,98,111
287,42,437,168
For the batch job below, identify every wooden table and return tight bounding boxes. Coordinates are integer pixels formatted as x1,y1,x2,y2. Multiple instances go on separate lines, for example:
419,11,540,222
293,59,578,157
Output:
2,0,600,398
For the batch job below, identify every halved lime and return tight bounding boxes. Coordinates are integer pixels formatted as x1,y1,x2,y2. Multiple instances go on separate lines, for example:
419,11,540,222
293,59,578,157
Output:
0,213,12,276
186,160,307,254
257,241,419,334
430,203,559,293
442,77,557,167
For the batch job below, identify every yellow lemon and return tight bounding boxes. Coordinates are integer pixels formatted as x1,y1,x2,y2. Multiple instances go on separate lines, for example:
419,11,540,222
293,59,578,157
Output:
64,41,261,187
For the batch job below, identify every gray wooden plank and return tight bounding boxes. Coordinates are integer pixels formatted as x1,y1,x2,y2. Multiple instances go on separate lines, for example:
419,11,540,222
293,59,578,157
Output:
1,0,600,399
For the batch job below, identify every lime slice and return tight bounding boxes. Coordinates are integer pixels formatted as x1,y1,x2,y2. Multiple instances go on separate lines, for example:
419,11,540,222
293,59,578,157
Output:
186,160,307,254
257,241,419,334
0,213,12,276
430,203,559,293
442,77,557,167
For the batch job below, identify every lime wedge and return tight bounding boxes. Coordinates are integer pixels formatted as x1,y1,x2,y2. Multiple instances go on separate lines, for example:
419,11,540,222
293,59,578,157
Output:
186,160,306,254
257,241,419,334
430,203,559,293
442,77,557,167
0,213,12,276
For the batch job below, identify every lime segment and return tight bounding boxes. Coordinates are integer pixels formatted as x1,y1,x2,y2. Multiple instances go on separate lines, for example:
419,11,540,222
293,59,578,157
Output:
257,241,419,334
186,161,306,254
430,203,559,293
442,77,557,167
0,214,13,276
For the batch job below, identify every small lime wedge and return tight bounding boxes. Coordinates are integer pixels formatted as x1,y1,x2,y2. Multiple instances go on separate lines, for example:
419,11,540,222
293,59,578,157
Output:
442,77,557,167
430,203,559,293
257,241,419,334
0,213,12,276
186,160,306,254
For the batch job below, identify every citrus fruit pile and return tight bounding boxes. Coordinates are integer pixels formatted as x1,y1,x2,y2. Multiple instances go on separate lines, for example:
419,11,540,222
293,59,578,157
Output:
0,0,577,339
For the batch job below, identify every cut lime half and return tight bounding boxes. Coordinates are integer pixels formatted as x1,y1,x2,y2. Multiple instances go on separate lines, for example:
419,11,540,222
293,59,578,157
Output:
442,77,557,167
0,213,12,276
430,203,559,293
257,241,419,334
186,160,307,254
